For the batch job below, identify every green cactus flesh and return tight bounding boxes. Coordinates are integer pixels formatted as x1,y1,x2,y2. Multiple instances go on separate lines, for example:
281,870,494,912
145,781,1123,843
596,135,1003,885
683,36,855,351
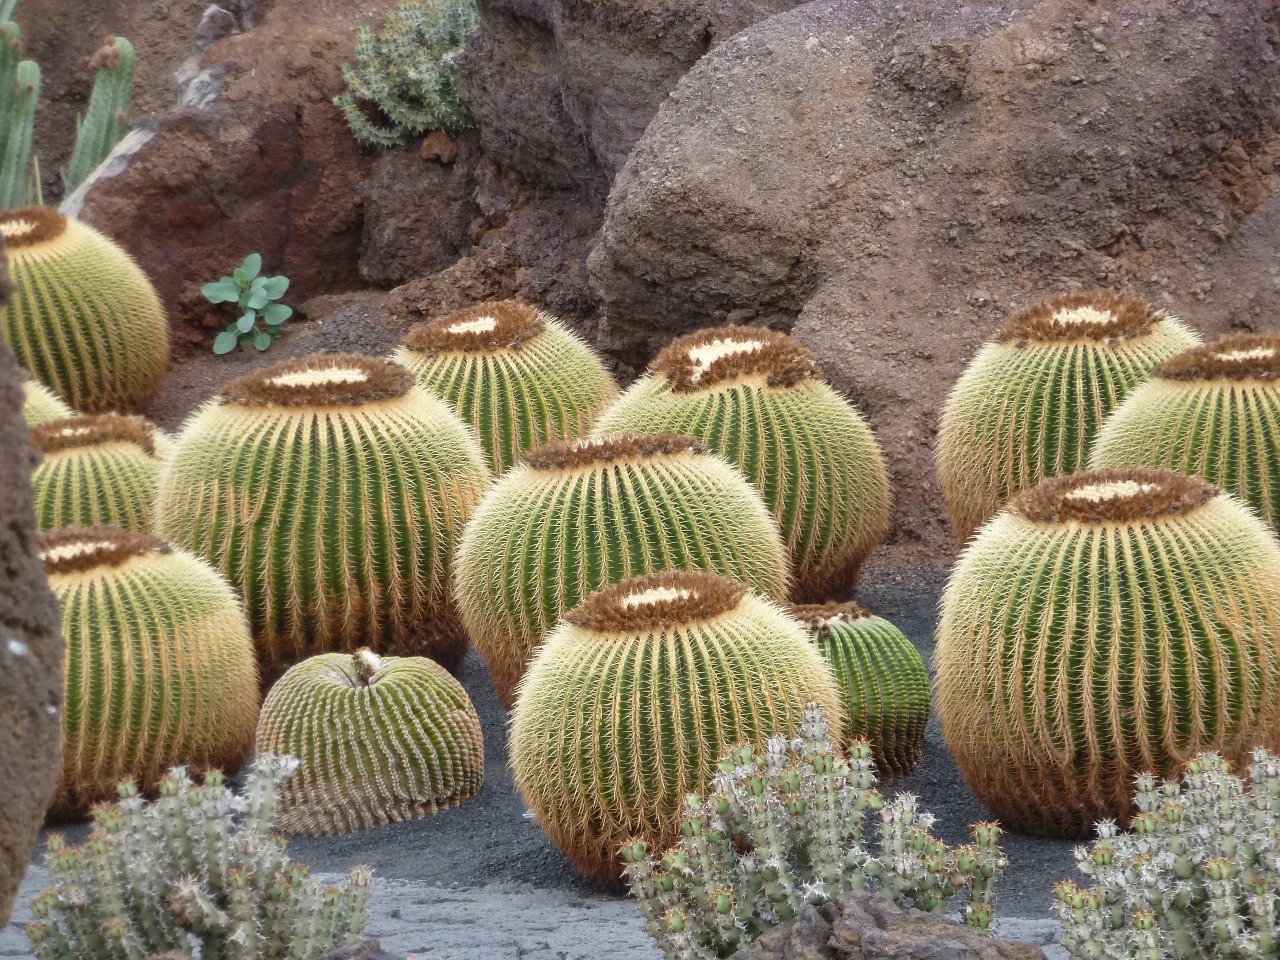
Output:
21,375,73,424
63,36,134,193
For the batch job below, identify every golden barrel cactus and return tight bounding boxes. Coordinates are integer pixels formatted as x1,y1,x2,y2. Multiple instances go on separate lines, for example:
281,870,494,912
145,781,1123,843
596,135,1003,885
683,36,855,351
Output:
935,468,1280,838
20,373,73,425
511,570,843,882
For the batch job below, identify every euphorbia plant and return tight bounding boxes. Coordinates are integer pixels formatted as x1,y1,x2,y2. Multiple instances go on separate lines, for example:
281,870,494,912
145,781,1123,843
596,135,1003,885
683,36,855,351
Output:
203,253,293,354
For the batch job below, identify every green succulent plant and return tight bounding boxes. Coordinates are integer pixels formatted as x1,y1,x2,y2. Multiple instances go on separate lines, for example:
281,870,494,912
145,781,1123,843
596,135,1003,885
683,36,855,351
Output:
203,253,293,355
20,372,73,424
936,290,1200,541
595,326,891,600
935,468,1280,838
511,570,843,883
256,648,485,836
393,300,618,473
454,431,792,708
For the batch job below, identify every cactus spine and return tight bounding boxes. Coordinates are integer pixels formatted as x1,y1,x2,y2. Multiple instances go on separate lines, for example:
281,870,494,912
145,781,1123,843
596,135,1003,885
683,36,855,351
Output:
935,468,1280,838
936,290,1200,541
393,300,618,473
595,326,891,600
63,37,134,192
511,571,844,883
21,373,73,424
256,649,485,835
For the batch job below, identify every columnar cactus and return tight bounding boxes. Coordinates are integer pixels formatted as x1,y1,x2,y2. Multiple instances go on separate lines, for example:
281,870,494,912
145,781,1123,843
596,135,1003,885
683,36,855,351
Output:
0,20,38,211
455,432,791,707
595,326,891,600
256,648,485,835
789,602,930,781
156,353,491,679
27,755,373,960
936,290,1200,540
40,526,259,816
1091,333,1280,531
935,468,1280,838
29,414,163,531
63,36,135,193
510,570,842,882
21,373,73,425
393,300,618,472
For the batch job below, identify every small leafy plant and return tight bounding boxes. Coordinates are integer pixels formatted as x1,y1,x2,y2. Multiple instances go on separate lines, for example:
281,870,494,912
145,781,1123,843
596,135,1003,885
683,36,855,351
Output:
202,253,293,355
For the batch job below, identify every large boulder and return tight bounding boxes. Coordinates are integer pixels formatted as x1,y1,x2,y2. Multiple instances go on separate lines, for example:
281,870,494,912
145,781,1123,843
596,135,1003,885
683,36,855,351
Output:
588,0,1280,555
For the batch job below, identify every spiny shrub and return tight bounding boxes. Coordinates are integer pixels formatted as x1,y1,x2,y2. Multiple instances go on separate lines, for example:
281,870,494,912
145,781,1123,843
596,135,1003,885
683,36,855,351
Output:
156,353,491,680
623,704,1006,960
256,648,485,836
40,526,259,816
595,326,890,600
0,206,168,412
1091,332,1280,532
394,300,618,473
21,373,73,425
29,414,164,532
936,290,1199,541
1055,750,1280,960
935,468,1280,838
510,571,842,883
27,755,373,960
789,602,930,782
455,433,791,708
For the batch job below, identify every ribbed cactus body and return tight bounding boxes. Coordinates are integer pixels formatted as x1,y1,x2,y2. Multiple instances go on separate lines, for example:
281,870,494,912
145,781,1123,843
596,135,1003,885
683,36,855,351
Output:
1091,334,1280,532
29,414,163,531
20,376,72,425
156,353,491,679
511,571,843,882
40,526,259,816
256,649,484,835
935,468,1280,838
936,291,1200,541
454,432,791,707
0,206,169,412
393,300,618,472
595,327,890,600
790,602,930,781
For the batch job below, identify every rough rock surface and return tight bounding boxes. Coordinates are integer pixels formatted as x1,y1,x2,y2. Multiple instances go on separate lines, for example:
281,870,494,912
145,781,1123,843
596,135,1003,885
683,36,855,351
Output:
589,0,1280,557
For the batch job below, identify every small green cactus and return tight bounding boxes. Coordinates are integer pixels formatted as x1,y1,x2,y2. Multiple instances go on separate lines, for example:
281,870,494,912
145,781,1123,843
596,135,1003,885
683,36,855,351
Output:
20,371,73,424
256,648,485,835
63,36,134,192
27,755,373,960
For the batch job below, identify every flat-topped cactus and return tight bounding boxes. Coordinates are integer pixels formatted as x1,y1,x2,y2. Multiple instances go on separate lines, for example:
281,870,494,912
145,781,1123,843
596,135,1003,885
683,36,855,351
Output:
29,414,163,532
454,431,791,707
256,648,484,835
789,601,930,781
511,570,843,883
1091,333,1280,532
936,290,1200,541
393,300,618,472
935,468,1280,838
0,206,169,412
595,326,890,600
39,526,259,816
20,373,72,425
156,353,491,680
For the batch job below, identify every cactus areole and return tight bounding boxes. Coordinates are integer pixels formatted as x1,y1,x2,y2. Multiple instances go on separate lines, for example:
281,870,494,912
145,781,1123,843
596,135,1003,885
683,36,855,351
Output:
997,289,1166,344
39,525,168,575
223,352,414,408
1152,332,1280,381
402,299,548,353
650,326,817,393
29,413,156,457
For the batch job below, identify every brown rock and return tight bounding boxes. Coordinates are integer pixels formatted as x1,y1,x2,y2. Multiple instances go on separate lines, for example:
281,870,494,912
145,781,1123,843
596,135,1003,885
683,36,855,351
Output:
421,130,460,164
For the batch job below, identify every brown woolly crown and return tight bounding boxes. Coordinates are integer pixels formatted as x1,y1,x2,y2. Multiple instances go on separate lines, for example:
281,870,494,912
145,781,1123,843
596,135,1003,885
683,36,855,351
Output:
788,601,874,634
1153,333,1280,382
0,206,68,249
999,290,1166,344
651,325,817,393
222,353,413,408
401,301,548,354
523,431,707,471
39,526,172,577
1007,468,1218,526
29,414,156,457
564,570,749,634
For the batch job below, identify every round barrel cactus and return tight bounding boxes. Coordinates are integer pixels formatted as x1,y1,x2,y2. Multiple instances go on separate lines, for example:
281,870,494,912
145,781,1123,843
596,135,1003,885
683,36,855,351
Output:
0,206,169,413
935,468,1280,838
40,526,259,816
393,300,618,472
29,414,164,532
936,290,1200,541
789,601,930,781
595,326,891,600
256,648,485,835
1091,333,1280,531
454,432,791,708
21,374,73,425
511,570,844,882
156,353,491,680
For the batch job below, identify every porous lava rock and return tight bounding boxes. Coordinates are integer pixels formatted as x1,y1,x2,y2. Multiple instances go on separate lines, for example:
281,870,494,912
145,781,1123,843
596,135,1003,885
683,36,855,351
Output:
589,0,1280,556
